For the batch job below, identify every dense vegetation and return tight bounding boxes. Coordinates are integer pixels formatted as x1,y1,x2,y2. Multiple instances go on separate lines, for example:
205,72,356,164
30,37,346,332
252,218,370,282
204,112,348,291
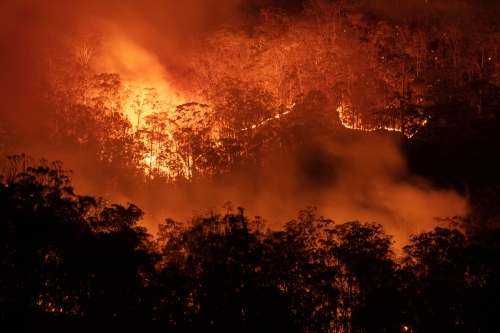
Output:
21,0,497,186
0,155,499,332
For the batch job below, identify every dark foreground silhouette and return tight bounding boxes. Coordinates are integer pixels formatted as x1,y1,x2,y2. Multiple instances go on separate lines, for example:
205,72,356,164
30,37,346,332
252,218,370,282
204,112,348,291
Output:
1,156,500,332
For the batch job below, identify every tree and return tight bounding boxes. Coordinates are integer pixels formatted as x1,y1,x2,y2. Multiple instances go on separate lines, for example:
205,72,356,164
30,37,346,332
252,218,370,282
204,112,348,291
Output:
329,222,398,333
169,102,216,179
0,156,157,330
156,203,293,332
402,227,469,332
124,86,161,130
209,78,280,169
0,156,96,326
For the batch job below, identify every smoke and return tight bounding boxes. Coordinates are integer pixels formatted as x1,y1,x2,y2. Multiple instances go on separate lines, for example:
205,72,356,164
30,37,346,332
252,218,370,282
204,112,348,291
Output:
0,0,241,123
138,131,467,247
364,0,500,19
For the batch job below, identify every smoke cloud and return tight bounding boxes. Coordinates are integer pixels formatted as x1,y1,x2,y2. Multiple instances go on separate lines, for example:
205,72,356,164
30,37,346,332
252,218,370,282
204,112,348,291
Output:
0,0,240,125
137,132,467,247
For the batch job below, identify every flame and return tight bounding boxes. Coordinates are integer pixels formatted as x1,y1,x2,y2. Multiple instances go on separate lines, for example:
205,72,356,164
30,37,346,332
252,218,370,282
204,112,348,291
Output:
99,33,194,177
88,32,431,178
240,108,292,131
139,100,428,180
336,105,428,138
106,37,183,123
77,28,431,179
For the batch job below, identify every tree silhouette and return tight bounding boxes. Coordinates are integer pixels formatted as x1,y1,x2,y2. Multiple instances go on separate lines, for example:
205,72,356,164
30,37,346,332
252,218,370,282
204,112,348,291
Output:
0,156,156,330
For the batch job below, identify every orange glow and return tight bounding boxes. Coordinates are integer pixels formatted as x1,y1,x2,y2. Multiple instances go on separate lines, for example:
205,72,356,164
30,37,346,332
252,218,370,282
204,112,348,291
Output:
336,105,429,138
105,34,184,123
240,107,292,131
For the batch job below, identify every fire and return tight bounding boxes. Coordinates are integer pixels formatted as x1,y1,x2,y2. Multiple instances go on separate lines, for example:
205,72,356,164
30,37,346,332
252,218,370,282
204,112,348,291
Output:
102,34,195,178
126,90,431,180
43,29,434,181
121,81,181,125
336,106,429,138
240,108,292,131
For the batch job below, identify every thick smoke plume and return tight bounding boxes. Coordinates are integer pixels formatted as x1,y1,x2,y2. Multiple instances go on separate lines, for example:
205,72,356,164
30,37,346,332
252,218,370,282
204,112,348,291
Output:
0,0,241,129
135,132,467,247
